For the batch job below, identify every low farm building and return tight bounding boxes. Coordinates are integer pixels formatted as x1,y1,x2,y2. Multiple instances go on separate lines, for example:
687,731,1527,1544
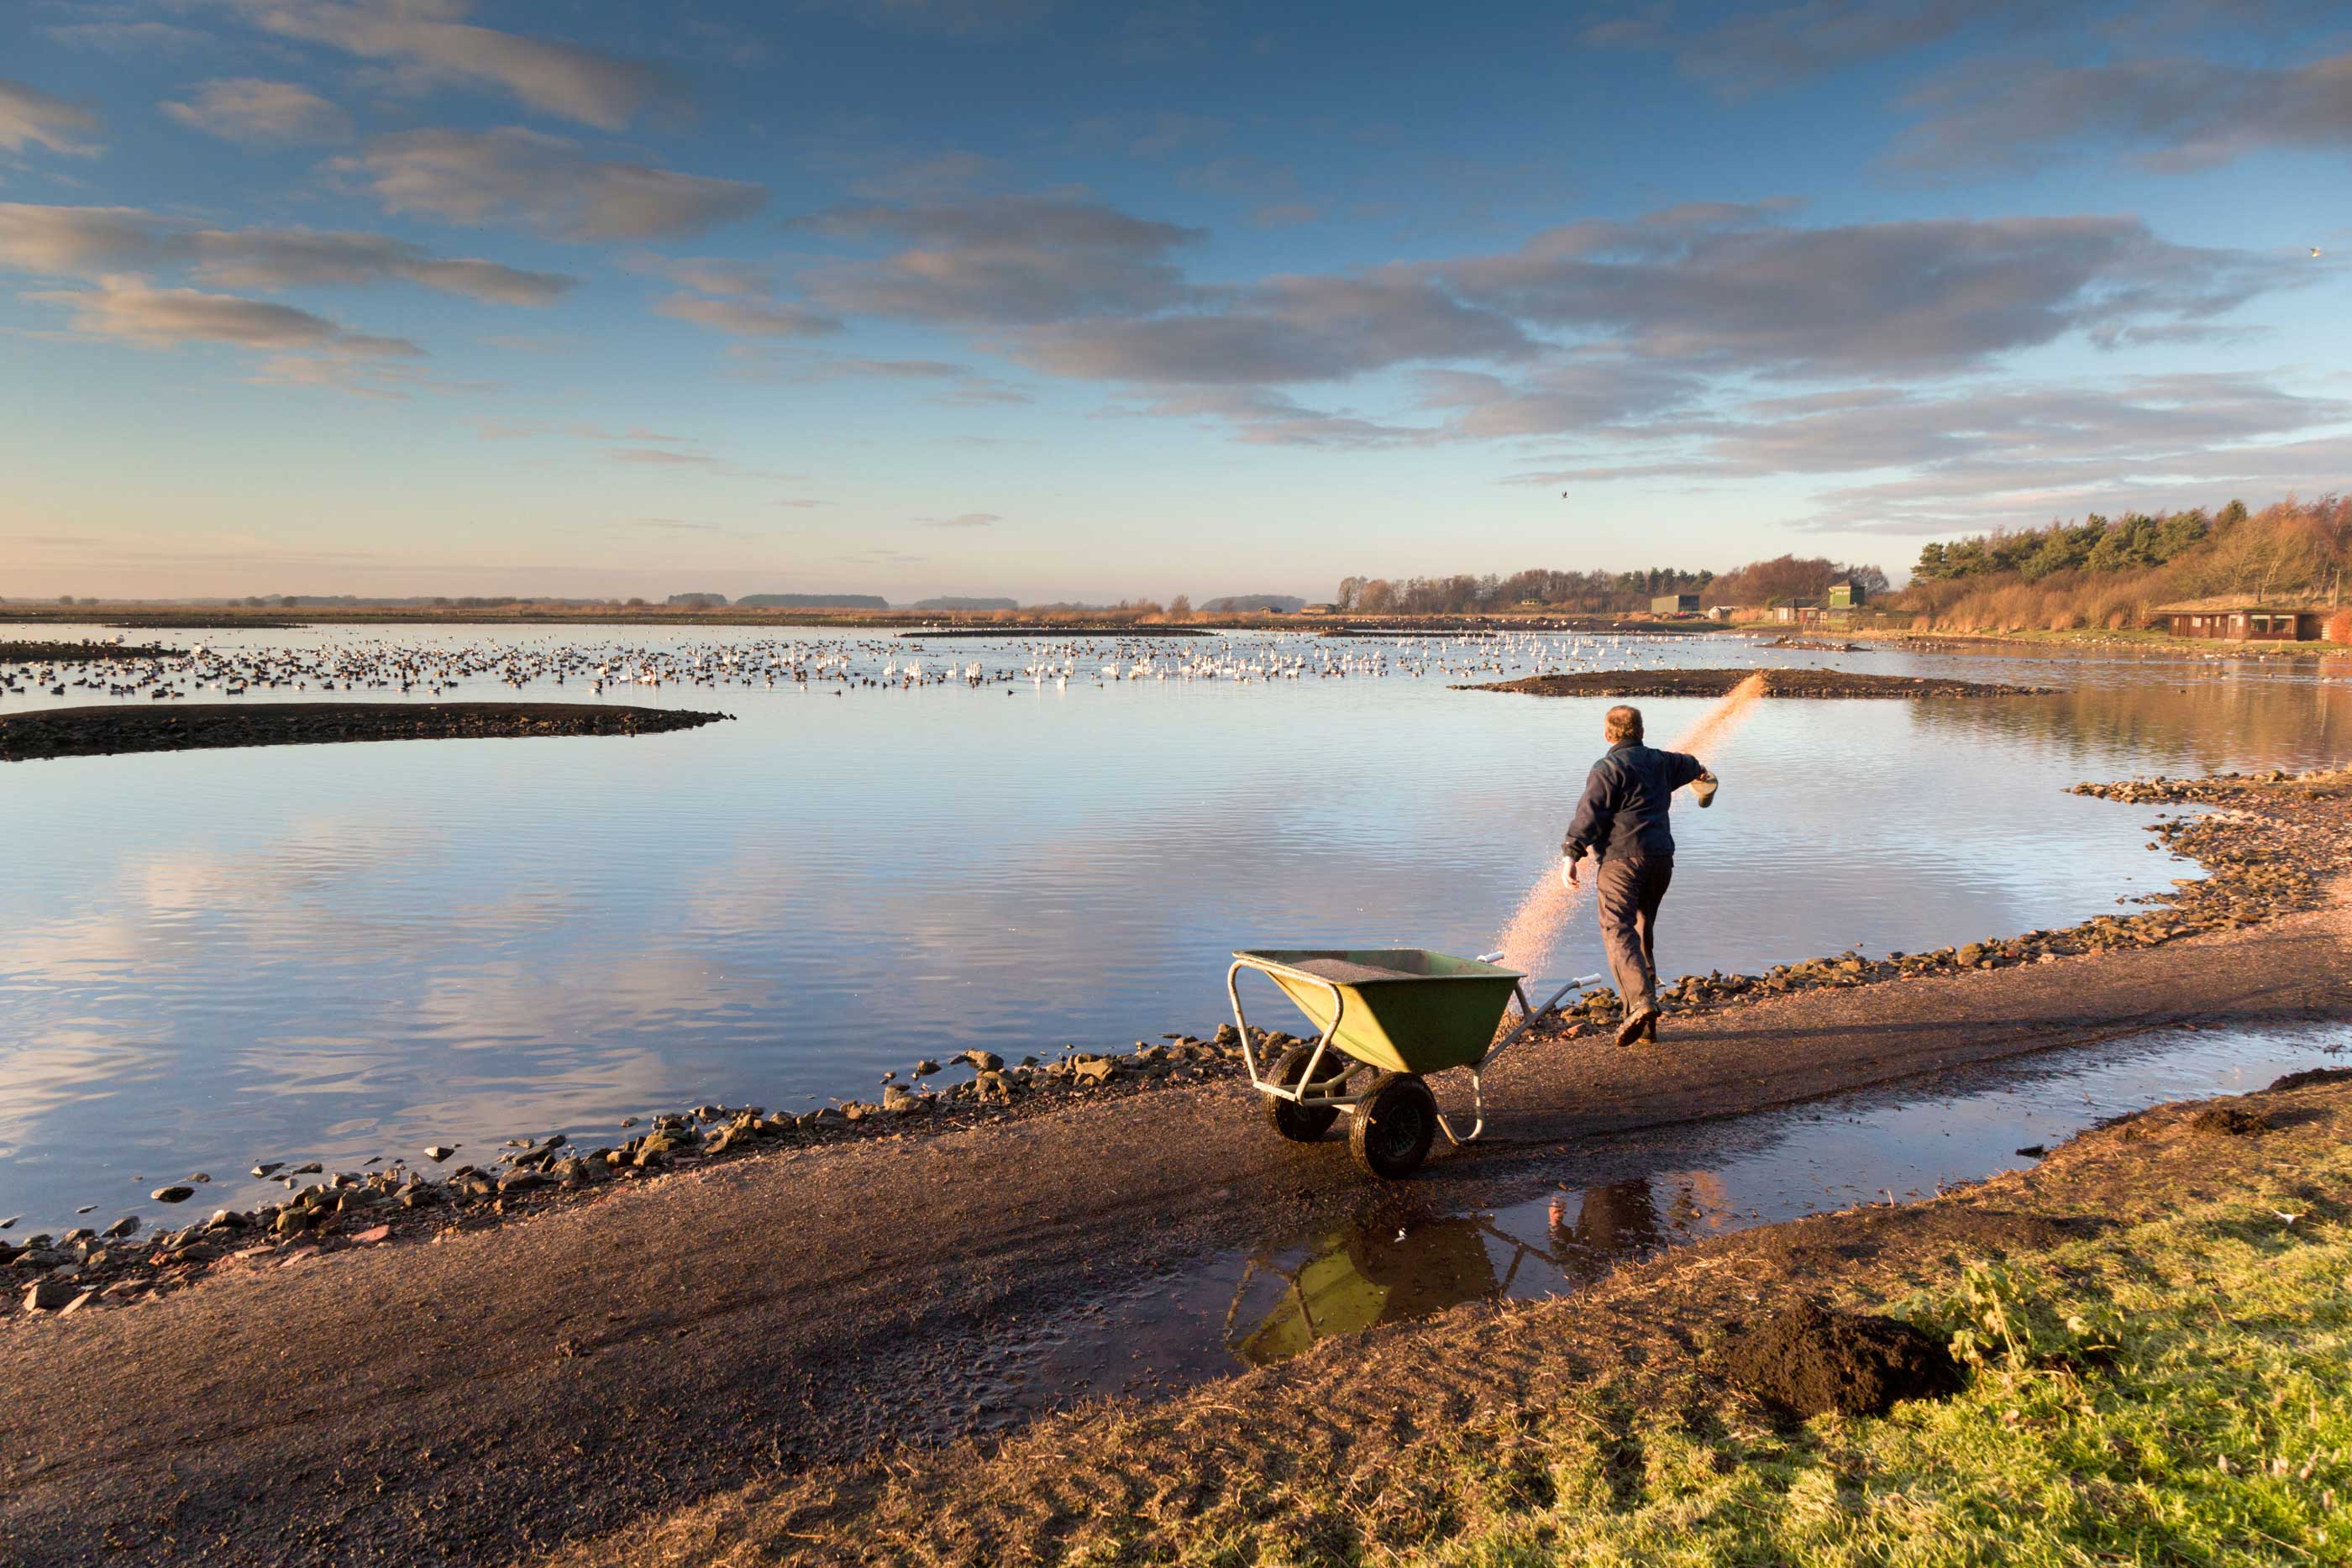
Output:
2155,598,2328,641
1650,592,1700,616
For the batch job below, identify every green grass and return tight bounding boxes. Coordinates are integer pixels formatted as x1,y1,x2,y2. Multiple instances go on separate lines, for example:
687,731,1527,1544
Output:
1351,1191,2352,1566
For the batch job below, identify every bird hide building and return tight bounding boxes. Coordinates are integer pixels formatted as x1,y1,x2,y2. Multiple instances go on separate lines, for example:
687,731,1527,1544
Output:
2155,597,2328,642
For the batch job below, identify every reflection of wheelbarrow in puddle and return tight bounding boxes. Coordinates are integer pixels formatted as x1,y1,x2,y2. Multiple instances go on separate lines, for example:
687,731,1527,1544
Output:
1224,1182,1677,1366
1223,1214,1542,1366
1228,948,1599,1178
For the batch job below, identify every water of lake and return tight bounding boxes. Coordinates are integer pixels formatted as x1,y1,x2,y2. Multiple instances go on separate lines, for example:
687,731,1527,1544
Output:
4,626,2349,1231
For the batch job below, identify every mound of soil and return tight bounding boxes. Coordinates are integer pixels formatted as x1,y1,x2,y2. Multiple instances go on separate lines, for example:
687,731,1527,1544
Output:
0,702,727,762
1719,1300,1962,1419
2270,1067,2352,1093
0,642,181,663
2189,1104,2274,1137
1465,668,2050,699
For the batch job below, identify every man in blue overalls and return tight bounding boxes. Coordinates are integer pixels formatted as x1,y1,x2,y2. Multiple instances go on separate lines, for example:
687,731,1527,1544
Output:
1559,704,1715,1046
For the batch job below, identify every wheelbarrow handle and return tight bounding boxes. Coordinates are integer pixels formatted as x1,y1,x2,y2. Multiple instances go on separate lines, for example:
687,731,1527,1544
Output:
1486,973,1602,1062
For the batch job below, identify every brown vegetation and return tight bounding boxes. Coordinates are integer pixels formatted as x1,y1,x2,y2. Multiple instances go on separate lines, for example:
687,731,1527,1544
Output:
1896,496,2352,634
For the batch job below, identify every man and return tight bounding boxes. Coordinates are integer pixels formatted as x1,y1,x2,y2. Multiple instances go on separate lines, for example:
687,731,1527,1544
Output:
1560,704,1714,1046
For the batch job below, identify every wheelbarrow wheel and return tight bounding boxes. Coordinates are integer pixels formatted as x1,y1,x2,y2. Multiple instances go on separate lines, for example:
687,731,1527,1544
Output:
1351,1072,1437,1179
1264,1043,1345,1142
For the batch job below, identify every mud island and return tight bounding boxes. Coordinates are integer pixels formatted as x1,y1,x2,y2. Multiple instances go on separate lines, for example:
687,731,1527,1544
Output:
1467,667,2055,699
0,701,730,763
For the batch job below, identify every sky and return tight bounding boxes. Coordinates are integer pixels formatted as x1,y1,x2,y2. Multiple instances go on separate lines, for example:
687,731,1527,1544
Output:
3,0,2349,603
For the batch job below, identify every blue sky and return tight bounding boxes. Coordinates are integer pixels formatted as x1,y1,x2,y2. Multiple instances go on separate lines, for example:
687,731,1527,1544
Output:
3,0,2349,601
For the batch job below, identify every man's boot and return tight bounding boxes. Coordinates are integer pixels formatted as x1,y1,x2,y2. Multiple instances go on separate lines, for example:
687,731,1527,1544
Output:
1615,1005,1658,1046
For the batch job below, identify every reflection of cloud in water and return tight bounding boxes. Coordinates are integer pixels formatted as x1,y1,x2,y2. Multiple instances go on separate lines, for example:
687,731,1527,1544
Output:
0,1037,171,1158
8,632,2345,1227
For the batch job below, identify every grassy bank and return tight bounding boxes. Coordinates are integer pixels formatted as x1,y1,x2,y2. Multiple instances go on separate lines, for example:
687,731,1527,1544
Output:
548,1078,2352,1567
1419,1177,2350,1565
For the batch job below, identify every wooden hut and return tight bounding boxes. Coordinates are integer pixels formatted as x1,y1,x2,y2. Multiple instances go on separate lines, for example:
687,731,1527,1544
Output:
2155,597,2325,642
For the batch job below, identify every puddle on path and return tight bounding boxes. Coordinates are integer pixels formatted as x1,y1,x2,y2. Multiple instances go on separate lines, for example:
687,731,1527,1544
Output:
958,1024,2347,1420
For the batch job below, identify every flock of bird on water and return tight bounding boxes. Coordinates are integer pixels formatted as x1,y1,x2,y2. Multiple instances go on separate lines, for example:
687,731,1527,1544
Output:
0,630,1720,706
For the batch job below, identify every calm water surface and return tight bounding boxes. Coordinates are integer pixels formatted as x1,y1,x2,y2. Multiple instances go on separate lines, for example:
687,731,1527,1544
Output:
3,627,2349,1230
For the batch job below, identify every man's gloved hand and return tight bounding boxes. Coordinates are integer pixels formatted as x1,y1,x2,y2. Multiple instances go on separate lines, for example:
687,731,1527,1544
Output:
1561,854,1581,889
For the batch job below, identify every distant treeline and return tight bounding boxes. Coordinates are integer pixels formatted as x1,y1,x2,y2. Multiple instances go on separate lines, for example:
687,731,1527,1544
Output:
1898,496,2351,632
1201,595,1307,614
1912,507,2229,583
1333,557,1887,615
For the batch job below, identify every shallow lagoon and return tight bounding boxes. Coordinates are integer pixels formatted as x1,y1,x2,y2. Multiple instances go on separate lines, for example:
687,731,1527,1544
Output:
3,626,2348,1230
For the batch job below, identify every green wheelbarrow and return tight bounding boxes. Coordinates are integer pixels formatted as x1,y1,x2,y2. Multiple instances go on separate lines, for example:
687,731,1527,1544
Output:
1227,949,1599,1179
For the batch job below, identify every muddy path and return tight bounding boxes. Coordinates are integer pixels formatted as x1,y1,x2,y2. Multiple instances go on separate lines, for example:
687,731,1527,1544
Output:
538,1063,2352,1567
1467,667,2051,698
0,701,729,762
2,852,2345,1566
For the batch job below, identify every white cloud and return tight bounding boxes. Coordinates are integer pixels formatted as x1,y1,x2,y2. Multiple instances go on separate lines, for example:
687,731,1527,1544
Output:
345,128,766,240
609,447,717,465
44,20,210,52
0,203,575,306
0,205,156,273
622,253,777,297
224,0,667,129
1438,209,2279,375
801,195,1204,324
1513,373,2352,534
1125,387,1436,448
24,273,422,359
1897,50,2352,172
162,79,354,144
654,293,841,338
1020,268,1532,385
0,79,102,155
1588,0,2031,96
812,0,1052,37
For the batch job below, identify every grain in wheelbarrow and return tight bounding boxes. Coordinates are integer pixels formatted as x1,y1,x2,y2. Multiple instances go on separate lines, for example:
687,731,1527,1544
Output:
1286,956,1440,985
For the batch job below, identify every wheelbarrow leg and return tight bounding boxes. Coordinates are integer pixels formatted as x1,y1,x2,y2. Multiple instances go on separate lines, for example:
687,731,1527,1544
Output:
1435,1070,1485,1147
1438,975,1598,1147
